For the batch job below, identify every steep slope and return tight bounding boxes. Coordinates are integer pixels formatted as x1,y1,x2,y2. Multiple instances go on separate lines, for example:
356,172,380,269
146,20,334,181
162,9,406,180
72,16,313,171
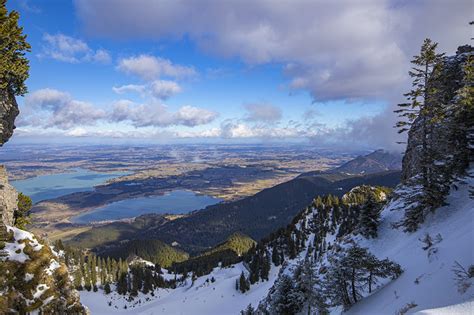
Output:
346,175,473,314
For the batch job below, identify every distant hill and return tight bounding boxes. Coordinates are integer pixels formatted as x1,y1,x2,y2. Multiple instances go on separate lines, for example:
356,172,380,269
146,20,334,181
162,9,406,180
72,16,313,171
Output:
331,149,402,175
170,232,256,275
97,239,189,268
204,232,256,257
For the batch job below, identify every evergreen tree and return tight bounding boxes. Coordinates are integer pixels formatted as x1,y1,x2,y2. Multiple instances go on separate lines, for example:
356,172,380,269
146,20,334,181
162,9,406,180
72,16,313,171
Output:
295,257,328,315
260,253,271,281
323,246,402,309
241,304,255,315
395,38,447,231
239,272,249,293
0,0,31,95
104,282,111,295
271,246,281,266
73,267,83,291
117,272,128,295
14,193,32,229
269,275,304,315
358,195,380,238
91,255,97,287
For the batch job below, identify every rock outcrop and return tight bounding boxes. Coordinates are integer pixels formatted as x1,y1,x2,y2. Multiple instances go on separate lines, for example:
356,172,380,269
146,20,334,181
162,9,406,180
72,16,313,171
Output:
402,45,474,182
0,166,17,227
0,88,19,147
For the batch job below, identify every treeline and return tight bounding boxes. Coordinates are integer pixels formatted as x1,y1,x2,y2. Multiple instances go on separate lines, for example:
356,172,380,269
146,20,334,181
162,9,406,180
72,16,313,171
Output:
170,232,255,277
240,188,388,287
55,241,179,296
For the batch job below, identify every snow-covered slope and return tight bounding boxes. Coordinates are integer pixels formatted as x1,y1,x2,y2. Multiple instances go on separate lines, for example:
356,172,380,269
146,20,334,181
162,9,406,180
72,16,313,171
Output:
80,262,280,314
346,175,474,314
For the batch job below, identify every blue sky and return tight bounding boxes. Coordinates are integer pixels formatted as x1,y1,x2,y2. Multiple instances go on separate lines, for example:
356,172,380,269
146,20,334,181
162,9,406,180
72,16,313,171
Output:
7,0,472,149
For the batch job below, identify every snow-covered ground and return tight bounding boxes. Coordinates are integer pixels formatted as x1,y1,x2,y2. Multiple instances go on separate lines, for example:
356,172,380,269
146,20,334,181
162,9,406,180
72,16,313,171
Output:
414,299,474,315
346,176,474,314
81,262,280,315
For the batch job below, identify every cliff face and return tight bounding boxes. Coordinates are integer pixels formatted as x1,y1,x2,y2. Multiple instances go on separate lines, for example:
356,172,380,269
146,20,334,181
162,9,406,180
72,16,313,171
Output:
0,166,16,227
0,88,19,229
402,45,474,182
0,88,19,147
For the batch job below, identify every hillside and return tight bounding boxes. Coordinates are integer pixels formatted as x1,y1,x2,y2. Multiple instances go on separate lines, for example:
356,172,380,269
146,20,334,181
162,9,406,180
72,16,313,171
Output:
331,149,402,175
97,239,189,268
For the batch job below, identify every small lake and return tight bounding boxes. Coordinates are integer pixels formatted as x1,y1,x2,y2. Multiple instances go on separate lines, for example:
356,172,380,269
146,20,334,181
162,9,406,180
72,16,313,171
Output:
71,190,222,224
12,168,130,203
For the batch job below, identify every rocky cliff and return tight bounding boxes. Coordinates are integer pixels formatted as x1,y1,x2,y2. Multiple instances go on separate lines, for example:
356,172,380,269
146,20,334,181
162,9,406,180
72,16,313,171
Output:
0,88,18,231
0,88,19,147
402,45,473,182
0,166,16,227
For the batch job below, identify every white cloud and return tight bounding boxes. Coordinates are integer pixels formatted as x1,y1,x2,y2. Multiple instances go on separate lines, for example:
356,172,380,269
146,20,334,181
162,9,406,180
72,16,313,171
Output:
150,80,182,99
112,80,182,100
110,100,217,127
20,88,107,129
117,55,196,80
244,103,282,122
40,33,111,64
112,84,146,95
174,105,217,127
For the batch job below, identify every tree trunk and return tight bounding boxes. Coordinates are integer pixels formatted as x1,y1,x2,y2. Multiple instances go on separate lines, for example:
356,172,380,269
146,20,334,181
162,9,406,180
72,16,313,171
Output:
351,268,357,303
368,272,372,293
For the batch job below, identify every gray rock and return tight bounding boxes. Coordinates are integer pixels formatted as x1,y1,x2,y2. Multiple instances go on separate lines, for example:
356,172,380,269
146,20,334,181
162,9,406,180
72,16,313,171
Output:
0,165,17,227
0,88,19,146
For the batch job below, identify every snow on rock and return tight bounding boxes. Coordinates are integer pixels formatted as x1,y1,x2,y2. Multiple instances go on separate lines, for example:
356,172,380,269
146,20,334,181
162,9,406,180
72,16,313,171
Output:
3,241,28,262
1,226,45,263
24,273,34,282
45,259,61,275
81,262,280,315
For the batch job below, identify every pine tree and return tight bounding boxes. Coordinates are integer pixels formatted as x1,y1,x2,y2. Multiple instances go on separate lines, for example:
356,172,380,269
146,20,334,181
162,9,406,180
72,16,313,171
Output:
358,195,380,238
104,282,111,294
73,267,83,291
260,252,271,281
239,272,249,293
0,0,31,95
295,257,328,315
117,272,128,295
323,246,402,309
395,38,446,231
241,304,255,315
269,274,304,315
271,246,281,266
91,255,97,287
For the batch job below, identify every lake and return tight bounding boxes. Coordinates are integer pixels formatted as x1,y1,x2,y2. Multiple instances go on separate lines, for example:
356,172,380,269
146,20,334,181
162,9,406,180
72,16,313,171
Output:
71,190,222,224
12,168,130,203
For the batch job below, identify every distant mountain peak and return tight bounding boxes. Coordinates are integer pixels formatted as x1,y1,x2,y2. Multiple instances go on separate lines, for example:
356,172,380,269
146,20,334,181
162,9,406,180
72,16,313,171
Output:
331,149,402,175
